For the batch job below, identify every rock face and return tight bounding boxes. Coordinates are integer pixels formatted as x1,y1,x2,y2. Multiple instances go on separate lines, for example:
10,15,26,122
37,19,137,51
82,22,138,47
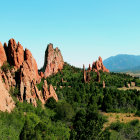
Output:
92,56,109,73
0,42,7,67
19,49,43,106
83,65,86,83
42,43,64,78
0,39,59,111
43,80,58,102
83,65,91,83
83,56,109,83
103,81,105,88
4,39,24,69
1,69,16,90
0,73,15,112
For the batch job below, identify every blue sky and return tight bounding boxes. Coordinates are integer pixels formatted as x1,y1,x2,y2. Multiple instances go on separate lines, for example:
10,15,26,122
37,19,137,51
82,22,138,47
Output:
0,0,140,68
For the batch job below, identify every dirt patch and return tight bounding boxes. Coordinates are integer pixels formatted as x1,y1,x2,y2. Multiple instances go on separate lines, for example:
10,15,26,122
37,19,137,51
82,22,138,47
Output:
118,86,140,91
102,112,140,128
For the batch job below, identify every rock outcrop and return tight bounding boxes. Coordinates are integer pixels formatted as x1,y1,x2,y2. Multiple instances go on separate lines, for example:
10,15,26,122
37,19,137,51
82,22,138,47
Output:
43,80,58,102
0,73,15,112
103,81,105,88
0,42,7,67
1,69,16,90
92,56,109,73
0,39,59,111
83,65,91,83
41,43,64,78
83,56,109,83
4,39,24,70
19,49,43,106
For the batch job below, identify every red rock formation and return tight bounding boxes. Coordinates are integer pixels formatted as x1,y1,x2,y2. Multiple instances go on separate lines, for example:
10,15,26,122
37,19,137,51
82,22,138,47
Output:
0,39,59,110
97,71,100,82
88,64,92,71
19,49,42,106
49,84,58,101
0,42,7,67
92,56,109,72
24,49,40,82
0,72,15,112
83,56,109,83
42,44,64,78
42,80,58,102
83,64,86,83
40,72,44,78
4,39,24,69
0,69,16,90
103,81,105,88
86,72,91,82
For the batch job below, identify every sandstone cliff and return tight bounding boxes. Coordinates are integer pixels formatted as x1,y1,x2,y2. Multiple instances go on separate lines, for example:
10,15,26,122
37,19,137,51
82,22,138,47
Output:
83,56,109,83
92,56,109,73
41,43,64,78
4,39,24,70
0,39,59,111
0,72,15,112
0,42,7,67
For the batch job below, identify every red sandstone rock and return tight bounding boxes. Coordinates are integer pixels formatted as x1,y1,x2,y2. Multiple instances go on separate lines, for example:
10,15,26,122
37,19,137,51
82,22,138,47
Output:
0,38,59,109
5,39,24,69
1,69,16,90
103,81,105,88
40,72,44,78
24,49,40,82
0,73,15,112
42,44,64,78
83,64,86,83
92,56,109,72
0,42,7,67
19,49,42,106
43,80,58,102
49,84,58,101
88,64,92,71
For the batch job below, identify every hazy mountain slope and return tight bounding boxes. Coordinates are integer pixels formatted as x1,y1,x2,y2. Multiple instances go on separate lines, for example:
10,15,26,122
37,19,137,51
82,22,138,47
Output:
103,54,140,72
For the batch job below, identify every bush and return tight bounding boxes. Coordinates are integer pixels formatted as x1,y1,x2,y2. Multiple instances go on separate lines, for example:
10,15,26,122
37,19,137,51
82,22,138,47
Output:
1,62,13,72
109,121,124,132
45,97,57,109
9,87,20,97
56,102,75,121
135,110,140,117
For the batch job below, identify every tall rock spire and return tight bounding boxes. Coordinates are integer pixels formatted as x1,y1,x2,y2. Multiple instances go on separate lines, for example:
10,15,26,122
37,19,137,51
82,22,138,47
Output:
41,43,64,78
0,42,7,67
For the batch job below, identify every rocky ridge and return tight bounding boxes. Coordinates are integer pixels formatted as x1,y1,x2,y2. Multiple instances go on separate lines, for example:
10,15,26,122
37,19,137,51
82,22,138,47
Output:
41,43,64,78
0,39,60,112
83,56,109,83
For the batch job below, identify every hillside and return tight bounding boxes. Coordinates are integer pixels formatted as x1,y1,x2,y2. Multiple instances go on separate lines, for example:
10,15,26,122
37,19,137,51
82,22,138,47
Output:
0,39,140,140
103,54,140,72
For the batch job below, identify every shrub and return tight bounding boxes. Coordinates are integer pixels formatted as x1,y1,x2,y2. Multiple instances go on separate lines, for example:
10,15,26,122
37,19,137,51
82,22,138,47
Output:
1,62,13,72
56,102,75,121
135,110,140,117
109,121,124,132
45,97,57,109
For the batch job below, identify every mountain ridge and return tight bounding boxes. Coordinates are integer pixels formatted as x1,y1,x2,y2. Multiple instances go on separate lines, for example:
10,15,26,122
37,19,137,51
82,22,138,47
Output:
103,54,140,72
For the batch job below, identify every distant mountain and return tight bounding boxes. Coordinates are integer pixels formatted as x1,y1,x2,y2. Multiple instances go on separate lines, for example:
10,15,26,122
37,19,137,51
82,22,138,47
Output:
103,54,140,72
